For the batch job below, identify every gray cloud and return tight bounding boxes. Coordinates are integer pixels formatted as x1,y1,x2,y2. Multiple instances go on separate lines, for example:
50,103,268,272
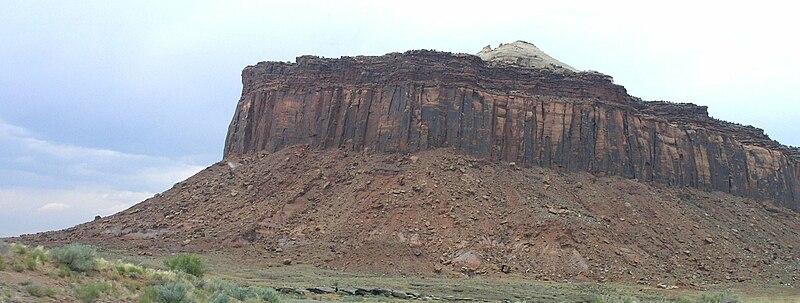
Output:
0,119,204,236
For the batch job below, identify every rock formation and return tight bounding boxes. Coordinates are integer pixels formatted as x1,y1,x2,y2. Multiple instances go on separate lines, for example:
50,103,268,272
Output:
16,43,800,286
477,40,577,71
224,42,800,210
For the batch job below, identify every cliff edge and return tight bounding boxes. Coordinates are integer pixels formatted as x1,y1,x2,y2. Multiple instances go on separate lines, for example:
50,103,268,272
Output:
224,44,800,209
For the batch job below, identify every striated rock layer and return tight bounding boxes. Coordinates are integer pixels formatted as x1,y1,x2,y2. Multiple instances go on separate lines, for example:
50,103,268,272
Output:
224,49,800,209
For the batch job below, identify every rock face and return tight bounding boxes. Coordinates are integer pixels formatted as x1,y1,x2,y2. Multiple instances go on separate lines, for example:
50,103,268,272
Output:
224,47,800,210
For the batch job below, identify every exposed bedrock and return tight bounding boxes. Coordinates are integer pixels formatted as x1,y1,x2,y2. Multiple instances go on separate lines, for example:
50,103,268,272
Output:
224,50,799,209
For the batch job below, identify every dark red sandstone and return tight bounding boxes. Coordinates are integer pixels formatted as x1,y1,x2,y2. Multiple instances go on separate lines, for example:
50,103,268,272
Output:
224,50,800,209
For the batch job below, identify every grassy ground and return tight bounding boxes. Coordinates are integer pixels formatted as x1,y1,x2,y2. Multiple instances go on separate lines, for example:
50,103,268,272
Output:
0,242,280,303
2,241,798,302
99,249,800,302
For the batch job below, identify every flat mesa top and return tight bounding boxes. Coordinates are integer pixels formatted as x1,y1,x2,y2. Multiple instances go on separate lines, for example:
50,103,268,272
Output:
477,40,578,72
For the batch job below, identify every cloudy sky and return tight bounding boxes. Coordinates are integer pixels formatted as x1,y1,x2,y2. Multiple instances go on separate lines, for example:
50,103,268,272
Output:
1,1,798,237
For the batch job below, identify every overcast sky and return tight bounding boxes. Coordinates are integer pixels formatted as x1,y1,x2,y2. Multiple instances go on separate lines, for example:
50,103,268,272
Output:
1,1,798,237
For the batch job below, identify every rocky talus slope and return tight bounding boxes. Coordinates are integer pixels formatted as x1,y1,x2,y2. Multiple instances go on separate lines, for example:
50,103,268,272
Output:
21,146,800,285
224,46,800,210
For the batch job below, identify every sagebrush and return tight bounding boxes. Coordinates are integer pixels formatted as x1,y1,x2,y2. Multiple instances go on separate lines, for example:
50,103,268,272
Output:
50,243,97,272
165,253,205,277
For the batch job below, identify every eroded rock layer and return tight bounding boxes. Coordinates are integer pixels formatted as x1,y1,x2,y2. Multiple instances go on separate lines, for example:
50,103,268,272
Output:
224,50,800,209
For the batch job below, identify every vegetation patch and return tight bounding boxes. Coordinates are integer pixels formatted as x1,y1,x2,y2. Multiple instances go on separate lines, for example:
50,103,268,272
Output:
142,280,191,303
0,242,281,302
21,281,56,298
165,253,205,278
51,243,97,272
75,283,111,303
0,241,775,303
12,263,25,272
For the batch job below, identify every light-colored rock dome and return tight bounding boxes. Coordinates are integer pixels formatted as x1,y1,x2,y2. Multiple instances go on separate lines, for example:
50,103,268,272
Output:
477,40,577,71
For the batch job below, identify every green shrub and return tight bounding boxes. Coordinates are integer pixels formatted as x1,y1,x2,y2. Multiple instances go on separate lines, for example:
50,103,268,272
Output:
210,292,231,303
226,286,250,301
199,278,280,303
25,283,55,298
58,264,73,277
123,280,141,291
696,291,740,303
142,281,192,303
24,284,40,296
621,296,639,303
117,263,145,278
25,257,37,270
25,246,49,270
75,283,109,303
203,278,236,293
226,286,280,303
12,244,29,255
0,255,5,271
13,263,25,272
51,243,96,272
31,246,48,262
165,253,205,278
249,286,281,303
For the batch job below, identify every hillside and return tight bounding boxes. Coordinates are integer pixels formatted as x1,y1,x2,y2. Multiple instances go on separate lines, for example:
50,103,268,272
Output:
20,146,800,286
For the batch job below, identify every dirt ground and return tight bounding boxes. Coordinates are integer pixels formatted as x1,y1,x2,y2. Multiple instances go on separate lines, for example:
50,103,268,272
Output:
16,146,800,289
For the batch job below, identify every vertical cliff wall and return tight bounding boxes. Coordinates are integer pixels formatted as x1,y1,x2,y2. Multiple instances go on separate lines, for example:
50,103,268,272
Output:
224,50,800,209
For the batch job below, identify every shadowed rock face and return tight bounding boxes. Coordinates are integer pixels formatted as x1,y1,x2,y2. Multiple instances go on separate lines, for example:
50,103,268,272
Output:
224,49,800,210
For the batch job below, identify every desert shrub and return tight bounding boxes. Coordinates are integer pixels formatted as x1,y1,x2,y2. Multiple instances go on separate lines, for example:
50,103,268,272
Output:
51,243,97,272
145,267,178,282
116,263,145,278
128,270,144,279
75,283,109,303
165,253,205,277
226,286,252,301
0,255,5,271
13,263,25,272
58,264,73,277
209,292,231,303
12,244,29,255
25,283,55,298
203,278,236,293
31,246,48,261
122,263,145,278
197,278,280,303
0,241,9,254
226,286,280,303
123,280,141,291
25,257,37,270
249,286,281,303
619,296,639,303
25,246,49,270
695,291,740,303
142,281,192,303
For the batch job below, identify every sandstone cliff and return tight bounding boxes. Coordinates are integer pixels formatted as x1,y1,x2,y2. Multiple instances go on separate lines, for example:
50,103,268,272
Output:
224,47,800,210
